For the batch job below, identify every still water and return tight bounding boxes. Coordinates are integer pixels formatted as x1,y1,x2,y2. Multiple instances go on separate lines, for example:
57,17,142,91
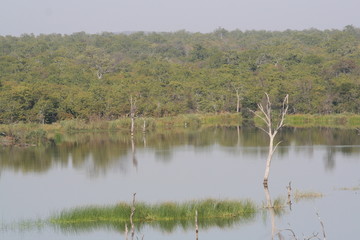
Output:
0,127,360,239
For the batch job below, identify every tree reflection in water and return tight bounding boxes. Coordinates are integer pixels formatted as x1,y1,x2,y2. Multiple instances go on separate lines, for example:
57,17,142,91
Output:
1,127,359,176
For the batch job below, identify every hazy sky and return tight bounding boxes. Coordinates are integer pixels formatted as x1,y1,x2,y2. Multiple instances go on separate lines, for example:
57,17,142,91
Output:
1,0,359,36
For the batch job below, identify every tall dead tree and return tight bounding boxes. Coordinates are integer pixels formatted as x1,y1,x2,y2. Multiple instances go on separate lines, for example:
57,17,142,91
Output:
129,95,139,169
229,82,243,113
251,93,289,187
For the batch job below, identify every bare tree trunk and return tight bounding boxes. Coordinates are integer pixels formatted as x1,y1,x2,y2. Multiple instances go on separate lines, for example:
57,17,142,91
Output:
236,89,241,113
142,118,146,133
142,134,147,148
130,96,136,136
263,136,274,187
131,117,134,136
142,118,147,147
264,186,273,208
230,83,242,113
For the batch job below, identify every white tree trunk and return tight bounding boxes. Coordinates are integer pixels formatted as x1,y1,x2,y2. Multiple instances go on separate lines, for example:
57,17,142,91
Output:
236,89,241,113
263,134,274,187
131,116,135,136
130,95,136,136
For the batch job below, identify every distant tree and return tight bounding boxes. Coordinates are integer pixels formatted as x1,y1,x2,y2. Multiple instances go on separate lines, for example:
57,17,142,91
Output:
190,44,210,61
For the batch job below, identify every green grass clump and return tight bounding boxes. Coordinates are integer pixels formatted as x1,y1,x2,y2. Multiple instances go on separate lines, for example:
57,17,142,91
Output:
59,119,89,131
285,114,360,128
50,199,257,225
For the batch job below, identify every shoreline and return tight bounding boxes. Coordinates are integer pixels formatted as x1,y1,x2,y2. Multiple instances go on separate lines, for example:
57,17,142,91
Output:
1,113,360,146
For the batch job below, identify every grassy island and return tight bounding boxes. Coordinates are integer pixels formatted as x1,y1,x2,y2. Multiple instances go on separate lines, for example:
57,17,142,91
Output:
50,199,257,227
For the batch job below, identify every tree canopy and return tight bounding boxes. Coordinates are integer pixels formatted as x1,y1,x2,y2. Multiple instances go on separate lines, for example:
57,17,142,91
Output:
1,26,360,123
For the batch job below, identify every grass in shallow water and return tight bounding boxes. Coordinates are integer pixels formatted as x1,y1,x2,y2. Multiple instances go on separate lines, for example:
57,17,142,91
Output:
293,190,324,201
50,199,257,225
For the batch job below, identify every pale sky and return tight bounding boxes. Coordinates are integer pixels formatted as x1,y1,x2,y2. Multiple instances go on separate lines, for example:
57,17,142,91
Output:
1,0,359,36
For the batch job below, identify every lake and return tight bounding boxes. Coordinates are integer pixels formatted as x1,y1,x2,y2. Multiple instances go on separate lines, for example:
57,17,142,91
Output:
1,127,360,239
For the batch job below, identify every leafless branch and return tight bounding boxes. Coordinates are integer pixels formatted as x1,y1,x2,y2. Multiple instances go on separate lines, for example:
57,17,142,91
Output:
276,94,289,132
275,210,326,240
316,211,326,240
277,228,298,240
304,233,321,240
272,141,282,155
250,108,268,126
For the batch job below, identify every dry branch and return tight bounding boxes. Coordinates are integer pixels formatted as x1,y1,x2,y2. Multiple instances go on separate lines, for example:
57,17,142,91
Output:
316,211,326,240
276,211,326,240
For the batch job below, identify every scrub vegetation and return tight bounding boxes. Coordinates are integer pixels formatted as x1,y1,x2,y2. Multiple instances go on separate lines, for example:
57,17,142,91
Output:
0,113,241,145
1,26,360,125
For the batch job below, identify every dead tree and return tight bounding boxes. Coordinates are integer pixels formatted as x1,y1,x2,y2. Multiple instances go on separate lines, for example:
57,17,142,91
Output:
130,96,136,136
251,93,289,187
230,82,243,113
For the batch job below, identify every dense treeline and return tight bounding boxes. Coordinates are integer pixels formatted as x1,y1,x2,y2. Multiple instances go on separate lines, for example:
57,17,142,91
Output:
1,26,360,124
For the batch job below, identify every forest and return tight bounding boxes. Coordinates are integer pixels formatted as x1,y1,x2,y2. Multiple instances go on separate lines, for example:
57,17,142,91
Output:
1,25,360,124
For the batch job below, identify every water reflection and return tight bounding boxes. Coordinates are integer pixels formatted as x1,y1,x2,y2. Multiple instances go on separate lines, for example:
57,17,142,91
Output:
131,136,138,169
0,127,359,175
51,212,256,235
1,126,359,240
324,147,336,170
262,184,290,240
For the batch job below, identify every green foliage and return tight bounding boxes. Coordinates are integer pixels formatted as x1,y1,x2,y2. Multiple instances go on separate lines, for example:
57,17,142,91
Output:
1,27,360,124
0,123,50,146
285,114,360,128
25,129,47,144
